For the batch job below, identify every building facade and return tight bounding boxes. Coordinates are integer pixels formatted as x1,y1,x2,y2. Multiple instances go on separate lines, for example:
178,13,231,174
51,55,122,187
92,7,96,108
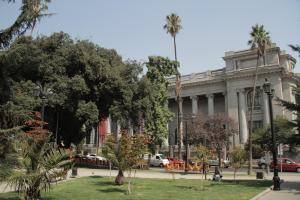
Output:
167,44,298,146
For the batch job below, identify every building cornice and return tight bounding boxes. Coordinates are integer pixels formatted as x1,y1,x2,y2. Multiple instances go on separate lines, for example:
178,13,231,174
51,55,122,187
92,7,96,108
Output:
223,46,280,60
224,64,283,80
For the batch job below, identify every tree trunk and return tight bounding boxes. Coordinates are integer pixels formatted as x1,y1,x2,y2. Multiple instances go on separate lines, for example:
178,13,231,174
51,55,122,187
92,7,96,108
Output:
217,148,222,170
115,170,125,185
234,168,237,181
169,145,174,158
25,187,41,200
127,169,132,194
155,145,160,154
248,54,261,175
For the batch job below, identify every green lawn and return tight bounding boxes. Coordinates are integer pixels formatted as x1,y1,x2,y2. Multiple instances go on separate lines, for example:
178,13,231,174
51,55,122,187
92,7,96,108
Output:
0,176,271,200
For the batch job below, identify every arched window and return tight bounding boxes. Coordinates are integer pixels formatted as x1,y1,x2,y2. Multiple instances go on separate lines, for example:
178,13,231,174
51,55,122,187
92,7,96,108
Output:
247,89,262,110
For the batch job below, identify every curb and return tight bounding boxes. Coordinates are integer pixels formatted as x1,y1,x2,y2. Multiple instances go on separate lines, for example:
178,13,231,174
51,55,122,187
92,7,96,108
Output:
250,187,272,200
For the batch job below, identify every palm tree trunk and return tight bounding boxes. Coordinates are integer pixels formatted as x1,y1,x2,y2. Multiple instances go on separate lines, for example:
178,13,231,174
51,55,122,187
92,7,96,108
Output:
173,36,177,61
115,169,124,185
173,36,183,160
248,54,260,175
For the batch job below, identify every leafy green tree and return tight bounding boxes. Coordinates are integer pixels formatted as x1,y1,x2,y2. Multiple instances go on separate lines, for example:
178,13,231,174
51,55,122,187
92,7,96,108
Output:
0,32,148,146
0,0,51,49
252,117,297,152
164,13,183,158
145,56,177,151
247,24,271,174
229,147,247,180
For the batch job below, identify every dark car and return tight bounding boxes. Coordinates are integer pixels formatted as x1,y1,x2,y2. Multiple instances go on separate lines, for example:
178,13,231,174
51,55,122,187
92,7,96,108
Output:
270,158,300,172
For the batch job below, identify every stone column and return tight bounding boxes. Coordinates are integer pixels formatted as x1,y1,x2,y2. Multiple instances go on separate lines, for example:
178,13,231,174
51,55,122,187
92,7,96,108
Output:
117,121,121,141
263,92,270,125
190,95,198,115
223,92,228,159
107,115,111,133
238,89,248,144
207,93,214,116
272,77,284,116
90,127,95,145
128,120,133,136
227,88,239,146
223,92,228,116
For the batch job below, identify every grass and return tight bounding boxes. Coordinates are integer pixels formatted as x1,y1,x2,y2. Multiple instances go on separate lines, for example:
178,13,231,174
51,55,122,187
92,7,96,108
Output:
0,176,272,200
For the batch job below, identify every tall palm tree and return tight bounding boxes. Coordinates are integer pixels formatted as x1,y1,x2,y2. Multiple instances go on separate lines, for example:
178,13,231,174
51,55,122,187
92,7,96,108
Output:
164,13,182,159
247,24,271,174
0,0,52,48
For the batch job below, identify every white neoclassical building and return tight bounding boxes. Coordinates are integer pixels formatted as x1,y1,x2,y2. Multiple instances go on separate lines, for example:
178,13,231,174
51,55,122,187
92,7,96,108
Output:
167,44,298,146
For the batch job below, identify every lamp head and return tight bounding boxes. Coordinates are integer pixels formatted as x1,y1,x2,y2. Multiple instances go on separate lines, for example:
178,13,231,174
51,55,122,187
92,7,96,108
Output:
263,78,271,94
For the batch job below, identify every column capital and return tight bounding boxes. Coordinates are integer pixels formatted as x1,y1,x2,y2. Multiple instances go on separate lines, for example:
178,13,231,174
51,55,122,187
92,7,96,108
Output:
236,88,246,94
178,97,183,103
176,97,183,103
206,93,214,99
190,95,198,101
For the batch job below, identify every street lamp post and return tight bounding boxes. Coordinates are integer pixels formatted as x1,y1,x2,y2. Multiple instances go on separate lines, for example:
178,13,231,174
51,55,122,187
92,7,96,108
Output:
34,83,53,128
262,79,280,190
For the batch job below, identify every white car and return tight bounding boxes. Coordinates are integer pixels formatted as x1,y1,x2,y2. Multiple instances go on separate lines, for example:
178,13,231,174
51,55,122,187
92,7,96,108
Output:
86,154,107,161
149,154,169,167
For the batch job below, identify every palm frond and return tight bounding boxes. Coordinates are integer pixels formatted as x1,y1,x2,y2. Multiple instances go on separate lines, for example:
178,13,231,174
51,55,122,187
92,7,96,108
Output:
0,0,52,48
276,97,300,112
0,125,24,135
289,44,300,55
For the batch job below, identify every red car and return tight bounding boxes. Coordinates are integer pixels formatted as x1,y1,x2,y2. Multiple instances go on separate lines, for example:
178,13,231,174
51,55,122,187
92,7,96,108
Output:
167,157,184,165
270,158,300,172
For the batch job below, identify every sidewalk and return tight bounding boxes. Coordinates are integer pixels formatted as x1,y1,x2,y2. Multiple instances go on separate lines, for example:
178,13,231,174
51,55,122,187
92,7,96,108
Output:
252,174,300,200
72,167,258,180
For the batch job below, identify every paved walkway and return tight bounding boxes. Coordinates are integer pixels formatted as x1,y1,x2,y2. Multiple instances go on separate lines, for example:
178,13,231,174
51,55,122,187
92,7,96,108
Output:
72,167,259,180
254,179,300,200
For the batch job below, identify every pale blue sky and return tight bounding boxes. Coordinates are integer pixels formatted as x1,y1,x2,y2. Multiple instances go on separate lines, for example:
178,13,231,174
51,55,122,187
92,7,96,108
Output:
1,0,300,74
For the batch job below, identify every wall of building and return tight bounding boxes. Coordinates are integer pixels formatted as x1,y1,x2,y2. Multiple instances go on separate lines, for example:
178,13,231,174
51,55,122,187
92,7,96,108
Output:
167,45,298,147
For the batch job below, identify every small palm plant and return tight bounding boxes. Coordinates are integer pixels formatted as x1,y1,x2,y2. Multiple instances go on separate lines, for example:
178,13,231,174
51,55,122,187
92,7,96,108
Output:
6,119,73,200
102,131,149,193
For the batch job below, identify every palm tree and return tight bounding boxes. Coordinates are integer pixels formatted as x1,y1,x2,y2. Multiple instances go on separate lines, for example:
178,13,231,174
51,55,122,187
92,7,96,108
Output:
0,0,52,48
247,24,271,174
164,13,182,159
4,118,72,200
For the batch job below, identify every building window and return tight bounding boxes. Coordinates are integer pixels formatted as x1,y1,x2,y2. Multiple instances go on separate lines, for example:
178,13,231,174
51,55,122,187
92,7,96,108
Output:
247,89,262,110
253,120,263,130
248,120,263,131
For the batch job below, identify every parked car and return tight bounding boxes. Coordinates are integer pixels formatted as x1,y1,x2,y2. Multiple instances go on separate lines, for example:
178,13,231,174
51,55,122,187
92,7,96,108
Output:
257,156,272,169
148,154,169,167
208,159,230,168
270,158,300,172
86,154,107,161
167,157,184,165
